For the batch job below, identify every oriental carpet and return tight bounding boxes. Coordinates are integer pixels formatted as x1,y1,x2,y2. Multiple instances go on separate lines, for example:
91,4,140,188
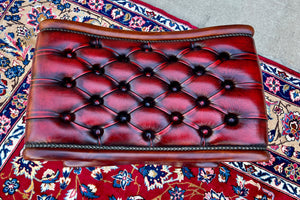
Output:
0,0,299,199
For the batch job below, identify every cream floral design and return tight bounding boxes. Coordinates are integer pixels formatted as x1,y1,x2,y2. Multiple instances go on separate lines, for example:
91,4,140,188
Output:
11,156,42,179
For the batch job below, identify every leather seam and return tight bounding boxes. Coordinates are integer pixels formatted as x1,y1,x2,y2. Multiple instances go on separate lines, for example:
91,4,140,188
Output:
25,142,267,151
41,28,253,43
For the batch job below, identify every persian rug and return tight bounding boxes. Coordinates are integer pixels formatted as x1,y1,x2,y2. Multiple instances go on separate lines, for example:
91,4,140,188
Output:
0,0,299,199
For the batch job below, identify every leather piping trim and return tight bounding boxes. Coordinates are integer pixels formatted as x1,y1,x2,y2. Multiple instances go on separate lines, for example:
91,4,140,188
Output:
41,28,253,43
25,142,267,151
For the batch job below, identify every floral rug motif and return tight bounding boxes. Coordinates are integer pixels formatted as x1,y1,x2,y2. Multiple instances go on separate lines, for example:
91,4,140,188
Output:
0,0,299,199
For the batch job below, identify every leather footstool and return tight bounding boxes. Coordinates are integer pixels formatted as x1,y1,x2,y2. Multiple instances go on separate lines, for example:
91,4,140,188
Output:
23,19,268,167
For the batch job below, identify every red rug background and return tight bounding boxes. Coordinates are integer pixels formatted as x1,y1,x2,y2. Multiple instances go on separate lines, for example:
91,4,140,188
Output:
0,0,299,199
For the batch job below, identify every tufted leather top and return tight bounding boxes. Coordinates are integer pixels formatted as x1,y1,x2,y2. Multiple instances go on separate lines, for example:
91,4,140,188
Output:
24,20,268,166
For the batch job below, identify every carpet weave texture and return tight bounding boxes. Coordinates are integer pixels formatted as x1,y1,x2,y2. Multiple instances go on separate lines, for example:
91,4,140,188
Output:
0,0,299,199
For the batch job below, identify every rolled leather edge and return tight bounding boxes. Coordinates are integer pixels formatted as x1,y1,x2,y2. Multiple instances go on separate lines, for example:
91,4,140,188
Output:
39,19,254,41
23,148,270,166
63,160,219,168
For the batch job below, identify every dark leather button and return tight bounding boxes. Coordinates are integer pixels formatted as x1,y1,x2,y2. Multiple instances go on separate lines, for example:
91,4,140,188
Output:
117,54,129,62
142,130,155,141
170,112,184,125
141,43,152,52
143,67,154,77
198,126,213,138
222,80,235,90
90,126,104,137
90,95,103,106
142,97,155,107
63,49,75,58
90,40,102,48
219,52,230,61
196,96,210,107
92,64,105,75
167,55,178,63
168,81,182,92
61,77,76,88
118,81,130,92
224,113,239,126
116,111,131,123
60,112,75,122
190,43,202,50
193,65,206,76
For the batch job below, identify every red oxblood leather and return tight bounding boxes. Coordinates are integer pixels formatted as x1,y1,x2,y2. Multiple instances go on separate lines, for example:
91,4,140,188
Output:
23,19,269,167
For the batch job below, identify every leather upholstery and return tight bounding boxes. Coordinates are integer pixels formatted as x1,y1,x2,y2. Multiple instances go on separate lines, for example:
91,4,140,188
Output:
24,19,268,166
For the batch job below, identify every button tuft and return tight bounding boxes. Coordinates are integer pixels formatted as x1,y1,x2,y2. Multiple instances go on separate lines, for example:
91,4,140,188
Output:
117,54,129,62
116,111,131,123
193,65,206,76
222,80,235,90
196,96,210,107
60,112,75,122
143,67,154,77
167,55,178,63
142,97,155,107
141,44,152,52
198,126,213,138
90,126,104,137
61,77,76,88
92,64,105,75
224,113,239,126
170,112,184,125
90,95,103,106
168,81,182,92
190,43,202,50
219,52,230,61
118,81,130,92
90,40,102,48
64,49,75,58
142,130,155,141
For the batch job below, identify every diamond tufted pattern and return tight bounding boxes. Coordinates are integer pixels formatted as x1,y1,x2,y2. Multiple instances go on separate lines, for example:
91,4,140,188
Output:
24,20,268,166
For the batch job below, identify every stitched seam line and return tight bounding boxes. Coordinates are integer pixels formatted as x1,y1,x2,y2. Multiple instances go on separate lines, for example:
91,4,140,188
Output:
25,142,266,151
41,28,253,43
